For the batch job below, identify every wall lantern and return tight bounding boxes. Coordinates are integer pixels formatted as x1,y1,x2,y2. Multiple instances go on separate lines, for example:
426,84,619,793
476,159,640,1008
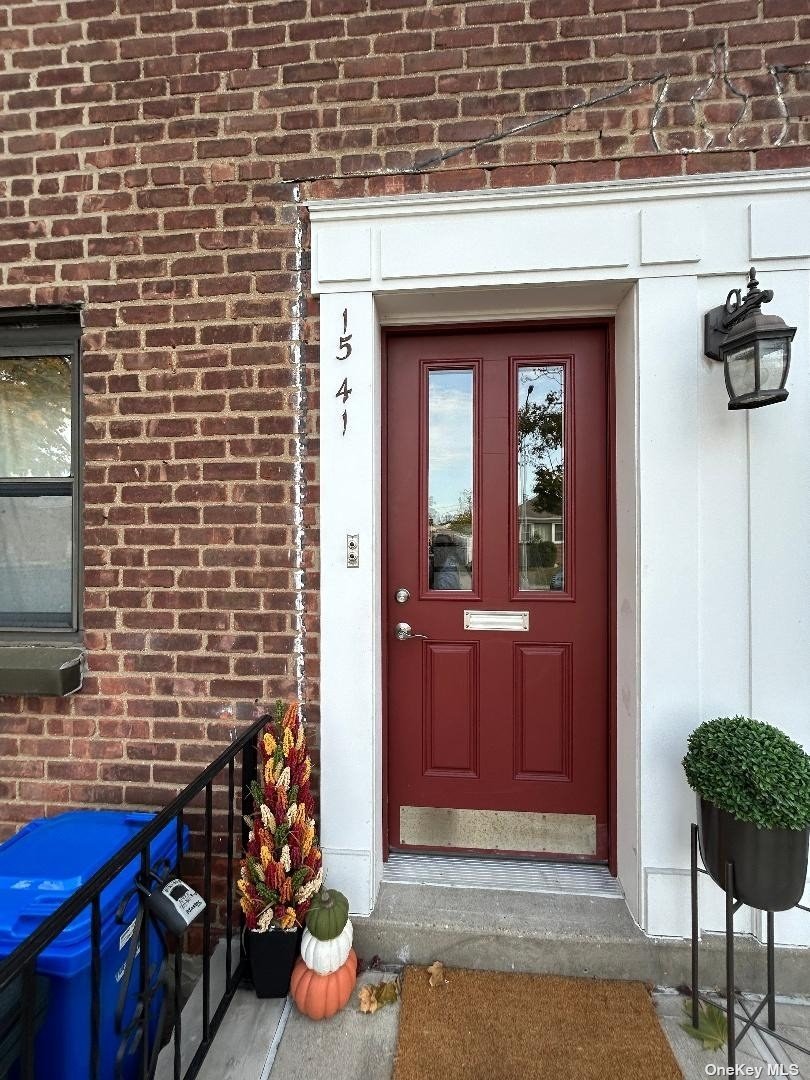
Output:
704,267,796,410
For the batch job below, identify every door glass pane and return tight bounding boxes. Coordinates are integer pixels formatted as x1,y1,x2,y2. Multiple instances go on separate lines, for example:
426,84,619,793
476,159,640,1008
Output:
427,368,474,591
0,495,73,627
517,365,565,592
0,356,72,477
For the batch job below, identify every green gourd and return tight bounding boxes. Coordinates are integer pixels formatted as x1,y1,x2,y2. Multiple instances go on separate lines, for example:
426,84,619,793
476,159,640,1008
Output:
305,888,350,941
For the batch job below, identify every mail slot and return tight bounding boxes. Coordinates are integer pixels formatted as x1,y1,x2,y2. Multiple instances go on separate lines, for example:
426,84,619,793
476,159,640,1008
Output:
463,610,529,631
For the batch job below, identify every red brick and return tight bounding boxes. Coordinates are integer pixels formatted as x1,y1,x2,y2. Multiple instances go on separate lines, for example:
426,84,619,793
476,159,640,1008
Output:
502,66,564,89
530,0,588,13
617,154,684,179
403,49,464,73
566,60,629,83
11,4,62,25
554,159,618,182
467,2,525,23
764,0,806,13
283,61,339,83
174,31,228,55
491,163,554,186
313,0,365,11
755,145,810,168
684,151,753,174
424,167,489,192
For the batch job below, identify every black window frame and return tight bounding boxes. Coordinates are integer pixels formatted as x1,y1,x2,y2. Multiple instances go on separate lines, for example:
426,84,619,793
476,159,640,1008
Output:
0,305,83,640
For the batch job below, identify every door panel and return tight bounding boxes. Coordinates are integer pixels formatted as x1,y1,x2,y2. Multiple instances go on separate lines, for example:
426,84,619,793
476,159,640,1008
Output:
514,643,572,782
386,326,610,860
424,643,479,777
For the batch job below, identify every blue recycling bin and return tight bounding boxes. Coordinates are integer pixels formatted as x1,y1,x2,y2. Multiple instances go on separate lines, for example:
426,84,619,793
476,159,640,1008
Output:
0,810,186,1080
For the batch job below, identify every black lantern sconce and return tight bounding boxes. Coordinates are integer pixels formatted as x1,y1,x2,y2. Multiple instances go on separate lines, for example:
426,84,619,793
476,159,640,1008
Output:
704,267,796,410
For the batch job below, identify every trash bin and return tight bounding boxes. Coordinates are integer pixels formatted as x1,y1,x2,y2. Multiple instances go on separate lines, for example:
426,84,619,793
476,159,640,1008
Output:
0,810,186,1080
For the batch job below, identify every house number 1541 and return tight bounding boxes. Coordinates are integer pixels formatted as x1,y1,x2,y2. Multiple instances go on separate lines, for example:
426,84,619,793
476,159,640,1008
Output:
335,307,353,436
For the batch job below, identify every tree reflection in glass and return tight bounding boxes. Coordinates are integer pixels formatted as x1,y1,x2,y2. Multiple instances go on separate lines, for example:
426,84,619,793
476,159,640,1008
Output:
517,365,565,592
0,356,73,626
0,356,72,478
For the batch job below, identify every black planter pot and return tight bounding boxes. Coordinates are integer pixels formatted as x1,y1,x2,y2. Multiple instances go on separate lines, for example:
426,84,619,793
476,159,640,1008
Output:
697,795,810,911
246,927,301,998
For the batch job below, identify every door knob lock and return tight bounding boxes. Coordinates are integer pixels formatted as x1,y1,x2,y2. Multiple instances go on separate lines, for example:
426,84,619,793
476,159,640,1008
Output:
395,588,410,604
394,622,428,641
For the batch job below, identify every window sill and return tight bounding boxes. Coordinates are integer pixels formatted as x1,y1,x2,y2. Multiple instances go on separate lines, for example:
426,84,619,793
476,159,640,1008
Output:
0,646,84,697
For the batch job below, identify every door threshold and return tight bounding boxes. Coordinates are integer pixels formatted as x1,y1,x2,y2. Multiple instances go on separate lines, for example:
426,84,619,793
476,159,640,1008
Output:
382,849,622,899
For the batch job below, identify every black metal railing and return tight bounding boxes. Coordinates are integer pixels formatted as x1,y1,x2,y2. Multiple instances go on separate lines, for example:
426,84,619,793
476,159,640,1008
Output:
0,713,264,1080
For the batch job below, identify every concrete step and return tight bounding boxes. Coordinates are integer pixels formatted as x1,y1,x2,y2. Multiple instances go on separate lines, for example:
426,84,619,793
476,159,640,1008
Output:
352,882,809,994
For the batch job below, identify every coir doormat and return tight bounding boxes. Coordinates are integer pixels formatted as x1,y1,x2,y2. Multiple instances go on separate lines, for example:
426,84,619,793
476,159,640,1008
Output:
393,966,683,1080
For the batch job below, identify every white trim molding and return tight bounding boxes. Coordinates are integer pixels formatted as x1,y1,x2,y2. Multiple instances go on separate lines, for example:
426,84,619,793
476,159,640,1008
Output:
311,169,810,945
310,167,810,296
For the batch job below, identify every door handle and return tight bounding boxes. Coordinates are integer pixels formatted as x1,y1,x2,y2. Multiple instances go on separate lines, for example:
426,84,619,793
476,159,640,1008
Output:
394,622,428,641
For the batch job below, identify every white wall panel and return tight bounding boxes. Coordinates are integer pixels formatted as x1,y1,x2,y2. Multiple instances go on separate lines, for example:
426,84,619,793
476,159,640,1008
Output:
379,205,632,281
748,270,810,945
318,291,382,916
640,204,702,265
645,868,752,939
750,199,810,260
697,275,751,724
316,226,372,283
637,276,701,878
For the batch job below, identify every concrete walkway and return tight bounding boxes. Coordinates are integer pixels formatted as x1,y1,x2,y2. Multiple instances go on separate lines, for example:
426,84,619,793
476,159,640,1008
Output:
160,947,810,1080
261,973,810,1080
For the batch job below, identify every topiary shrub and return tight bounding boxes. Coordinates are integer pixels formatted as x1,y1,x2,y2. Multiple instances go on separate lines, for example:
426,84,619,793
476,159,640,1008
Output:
683,716,810,831
527,539,557,569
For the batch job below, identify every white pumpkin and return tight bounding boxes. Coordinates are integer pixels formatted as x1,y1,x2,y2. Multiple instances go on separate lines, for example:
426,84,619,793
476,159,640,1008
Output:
300,919,353,975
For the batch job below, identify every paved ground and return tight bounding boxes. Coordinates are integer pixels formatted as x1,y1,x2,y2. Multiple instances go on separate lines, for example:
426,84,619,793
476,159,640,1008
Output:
269,972,401,1080
263,973,810,1080
655,991,810,1080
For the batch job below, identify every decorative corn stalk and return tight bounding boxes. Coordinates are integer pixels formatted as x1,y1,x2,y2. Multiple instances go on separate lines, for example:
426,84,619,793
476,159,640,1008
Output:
238,701,322,932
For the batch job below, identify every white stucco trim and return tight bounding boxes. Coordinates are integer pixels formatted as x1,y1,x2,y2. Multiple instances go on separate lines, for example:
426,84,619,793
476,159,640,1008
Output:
311,169,810,941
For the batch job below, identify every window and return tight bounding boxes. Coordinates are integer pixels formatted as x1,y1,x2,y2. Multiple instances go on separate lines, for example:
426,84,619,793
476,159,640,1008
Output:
516,363,566,592
426,366,475,593
0,307,82,634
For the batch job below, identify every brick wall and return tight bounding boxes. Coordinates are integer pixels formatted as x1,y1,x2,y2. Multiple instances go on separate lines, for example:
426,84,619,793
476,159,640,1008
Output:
0,0,808,838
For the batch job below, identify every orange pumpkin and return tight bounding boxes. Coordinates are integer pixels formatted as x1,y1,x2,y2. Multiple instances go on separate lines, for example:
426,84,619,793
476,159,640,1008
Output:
290,948,358,1020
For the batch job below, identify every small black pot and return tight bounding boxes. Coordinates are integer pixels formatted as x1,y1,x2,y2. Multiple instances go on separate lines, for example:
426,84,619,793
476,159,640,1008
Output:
246,927,301,998
697,796,810,911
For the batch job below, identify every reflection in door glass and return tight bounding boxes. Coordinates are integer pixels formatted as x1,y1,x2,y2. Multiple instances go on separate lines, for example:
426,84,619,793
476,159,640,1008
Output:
427,368,473,591
517,365,565,591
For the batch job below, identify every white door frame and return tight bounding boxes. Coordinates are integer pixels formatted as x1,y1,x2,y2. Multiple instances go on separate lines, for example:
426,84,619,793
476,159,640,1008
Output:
310,170,810,944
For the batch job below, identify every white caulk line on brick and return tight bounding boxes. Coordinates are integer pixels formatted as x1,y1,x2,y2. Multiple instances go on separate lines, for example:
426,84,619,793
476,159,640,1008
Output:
769,65,790,148
291,183,307,713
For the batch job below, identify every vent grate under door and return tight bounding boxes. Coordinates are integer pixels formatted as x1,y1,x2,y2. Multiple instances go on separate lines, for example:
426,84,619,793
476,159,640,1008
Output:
383,850,622,899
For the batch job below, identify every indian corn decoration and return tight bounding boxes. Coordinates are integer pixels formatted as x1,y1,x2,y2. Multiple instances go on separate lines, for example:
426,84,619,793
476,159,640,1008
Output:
238,700,322,931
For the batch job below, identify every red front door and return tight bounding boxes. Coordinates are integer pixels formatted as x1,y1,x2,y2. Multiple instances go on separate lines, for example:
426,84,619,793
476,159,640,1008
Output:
386,326,610,861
